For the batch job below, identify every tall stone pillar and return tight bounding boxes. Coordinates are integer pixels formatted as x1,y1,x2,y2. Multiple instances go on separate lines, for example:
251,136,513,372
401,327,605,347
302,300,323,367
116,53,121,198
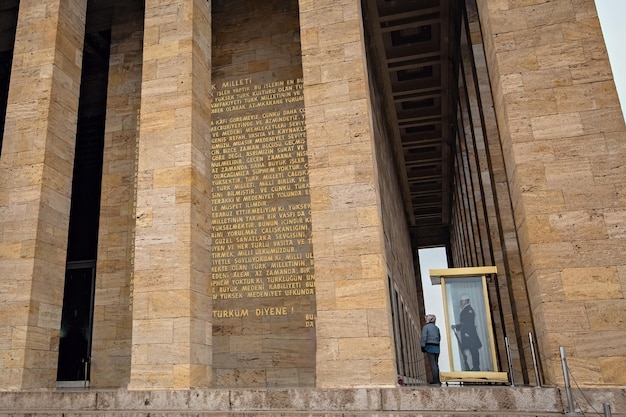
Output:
90,5,145,388
460,1,534,384
299,0,396,387
477,0,626,385
0,0,86,389
129,0,212,389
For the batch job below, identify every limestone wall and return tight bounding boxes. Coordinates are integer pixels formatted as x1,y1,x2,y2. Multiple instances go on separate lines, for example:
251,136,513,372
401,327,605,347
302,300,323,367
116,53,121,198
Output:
4,0,624,392
450,0,535,384
476,0,626,385
361,10,425,383
209,0,316,388
0,0,87,389
91,4,144,388
299,0,397,388
128,0,212,390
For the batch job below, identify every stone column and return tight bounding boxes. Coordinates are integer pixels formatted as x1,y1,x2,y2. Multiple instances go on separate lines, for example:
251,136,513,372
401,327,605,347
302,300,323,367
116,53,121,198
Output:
476,0,626,385
299,0,396,387
90,5,145,388
0,0,86,389
461,1,534,384
128,0,212,389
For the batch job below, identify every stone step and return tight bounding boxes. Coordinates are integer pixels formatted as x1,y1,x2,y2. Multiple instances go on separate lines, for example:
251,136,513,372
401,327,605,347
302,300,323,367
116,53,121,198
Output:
0,412,569,417
0,387,623,417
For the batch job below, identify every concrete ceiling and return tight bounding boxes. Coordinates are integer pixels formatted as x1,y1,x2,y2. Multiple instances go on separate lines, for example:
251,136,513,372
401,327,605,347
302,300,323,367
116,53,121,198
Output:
363,0,461,250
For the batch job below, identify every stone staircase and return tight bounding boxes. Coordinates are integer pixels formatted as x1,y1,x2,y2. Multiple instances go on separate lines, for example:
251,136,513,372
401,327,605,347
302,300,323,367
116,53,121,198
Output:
0,386,624,416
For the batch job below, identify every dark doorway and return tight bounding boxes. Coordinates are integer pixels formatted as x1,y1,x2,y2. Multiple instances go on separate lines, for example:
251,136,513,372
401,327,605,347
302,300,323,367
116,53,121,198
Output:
0,0,20,154
57,261,96,384
57,1,112,386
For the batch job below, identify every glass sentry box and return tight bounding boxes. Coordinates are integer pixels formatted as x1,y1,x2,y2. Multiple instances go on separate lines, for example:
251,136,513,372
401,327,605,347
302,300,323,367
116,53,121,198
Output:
429,267,508,384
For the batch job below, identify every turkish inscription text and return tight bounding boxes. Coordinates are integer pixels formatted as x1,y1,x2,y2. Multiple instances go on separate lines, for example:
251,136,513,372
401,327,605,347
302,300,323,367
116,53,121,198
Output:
210,77,314,325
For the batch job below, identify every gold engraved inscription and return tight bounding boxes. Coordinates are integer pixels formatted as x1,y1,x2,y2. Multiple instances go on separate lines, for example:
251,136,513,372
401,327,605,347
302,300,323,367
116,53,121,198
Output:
210,78,314,311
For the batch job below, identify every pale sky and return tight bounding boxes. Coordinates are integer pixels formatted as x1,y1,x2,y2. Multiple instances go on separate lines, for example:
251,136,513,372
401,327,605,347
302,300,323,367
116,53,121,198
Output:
595,0,626,120
418,247,450,371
